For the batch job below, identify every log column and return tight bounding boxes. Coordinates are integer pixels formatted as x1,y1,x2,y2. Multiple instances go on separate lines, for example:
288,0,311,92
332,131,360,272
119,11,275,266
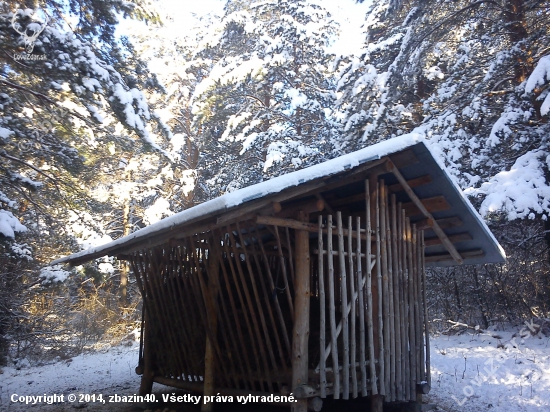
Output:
291,211,310,412
138,306,154,395
369,175,384,412
202,240,221,412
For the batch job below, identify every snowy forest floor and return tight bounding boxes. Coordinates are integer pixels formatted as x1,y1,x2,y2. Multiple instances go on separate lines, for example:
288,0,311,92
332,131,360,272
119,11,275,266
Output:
1,323,549,412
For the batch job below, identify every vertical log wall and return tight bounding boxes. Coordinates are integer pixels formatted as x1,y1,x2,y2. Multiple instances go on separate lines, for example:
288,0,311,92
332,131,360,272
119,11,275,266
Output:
314,178,429,401
128,175,430,405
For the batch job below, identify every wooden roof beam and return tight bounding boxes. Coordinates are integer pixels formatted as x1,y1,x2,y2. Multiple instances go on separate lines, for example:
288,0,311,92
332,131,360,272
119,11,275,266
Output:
402,195,451,216
388,161,464,265
424,232,472,247
416,216,463,231
255,215,372,241
425,249,483,263
387,175,432,193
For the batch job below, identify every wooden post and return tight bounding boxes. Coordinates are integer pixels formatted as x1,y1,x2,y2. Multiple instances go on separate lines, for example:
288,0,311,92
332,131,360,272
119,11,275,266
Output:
292,211,310,412
391,196,403,401
380,181,391,399
375,181,385,397
422,231,431,387
401,209,411,401
385,187,396,402
369,176,384,412
348,216,358,399
138,305,154,395
365,181,377,397
337,212,350,399
356,216,368,397
202,239,221,412
318,216,327,398
327,214,340,399
407,219,417,401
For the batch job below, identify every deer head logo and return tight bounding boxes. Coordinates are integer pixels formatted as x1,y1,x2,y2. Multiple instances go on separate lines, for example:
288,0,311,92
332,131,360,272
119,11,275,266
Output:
11,10,49,54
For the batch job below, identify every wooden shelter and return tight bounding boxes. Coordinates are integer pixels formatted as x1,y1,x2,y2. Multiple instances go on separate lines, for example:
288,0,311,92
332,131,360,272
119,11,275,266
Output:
54,136,505,411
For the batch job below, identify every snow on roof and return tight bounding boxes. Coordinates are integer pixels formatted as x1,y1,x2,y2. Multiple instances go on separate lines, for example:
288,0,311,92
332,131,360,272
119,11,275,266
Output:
53,132,504,266
53,133,422,265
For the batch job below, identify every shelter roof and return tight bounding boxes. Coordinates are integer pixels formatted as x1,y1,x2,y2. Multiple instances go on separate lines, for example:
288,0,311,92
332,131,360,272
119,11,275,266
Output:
52,134,505,267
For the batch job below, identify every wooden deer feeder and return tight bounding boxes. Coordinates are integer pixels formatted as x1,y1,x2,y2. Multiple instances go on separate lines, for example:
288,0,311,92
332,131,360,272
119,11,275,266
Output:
54,136,505,411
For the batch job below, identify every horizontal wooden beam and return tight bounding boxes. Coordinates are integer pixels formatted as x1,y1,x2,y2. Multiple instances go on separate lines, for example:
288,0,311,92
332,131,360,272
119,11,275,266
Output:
313,249,368,258
329,192,364,208
425,249,484,263
402,195,451,216
255,215,371,241
215,182,327,227
275,198,325,218
416,216,463,231
424,232,472,247
388,174,432,193
329,174,434,209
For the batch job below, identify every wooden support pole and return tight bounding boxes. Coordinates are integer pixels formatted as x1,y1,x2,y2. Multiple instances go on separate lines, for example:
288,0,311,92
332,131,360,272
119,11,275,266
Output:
292,211,311,412
202,240,221,412
414,227,423,386
356,216,368,397
337,212,350,399
388,163,463,264
365,180,377,397
406,219,417,401
370,176,384,412
422,232,431,387
375,181,385,397
327,215,340,399
348,216,358,399
138,305,154,395
318,216,327,398
385,187,396,402
390,196,403,401
400,208,410,401
380,181,391,399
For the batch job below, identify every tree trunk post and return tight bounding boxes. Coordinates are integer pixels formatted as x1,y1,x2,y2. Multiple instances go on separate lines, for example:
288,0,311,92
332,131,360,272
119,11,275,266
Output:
120,200,131,308
202,239,221,412
138,307,154,396
291,211,310,412
370,174,384,412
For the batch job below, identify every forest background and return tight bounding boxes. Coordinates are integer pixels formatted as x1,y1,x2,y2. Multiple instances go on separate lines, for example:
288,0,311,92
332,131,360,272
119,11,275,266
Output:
0,0,549,366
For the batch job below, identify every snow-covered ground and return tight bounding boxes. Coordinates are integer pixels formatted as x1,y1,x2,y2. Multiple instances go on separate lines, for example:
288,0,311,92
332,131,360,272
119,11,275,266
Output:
1,323,549,411
426,322,550,412
0,342,142,411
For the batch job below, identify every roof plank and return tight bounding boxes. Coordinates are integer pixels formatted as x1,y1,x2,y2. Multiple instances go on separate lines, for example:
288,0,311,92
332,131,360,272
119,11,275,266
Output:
402,196,451,216
424,232,472,247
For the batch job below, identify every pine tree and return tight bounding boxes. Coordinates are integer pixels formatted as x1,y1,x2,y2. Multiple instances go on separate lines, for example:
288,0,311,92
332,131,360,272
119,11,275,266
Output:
191,0,339,198
337,0,550,218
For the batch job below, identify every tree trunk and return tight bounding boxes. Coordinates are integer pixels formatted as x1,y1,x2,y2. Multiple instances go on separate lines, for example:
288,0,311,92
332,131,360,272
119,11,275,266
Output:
120,200,131,308
505,0,532,84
